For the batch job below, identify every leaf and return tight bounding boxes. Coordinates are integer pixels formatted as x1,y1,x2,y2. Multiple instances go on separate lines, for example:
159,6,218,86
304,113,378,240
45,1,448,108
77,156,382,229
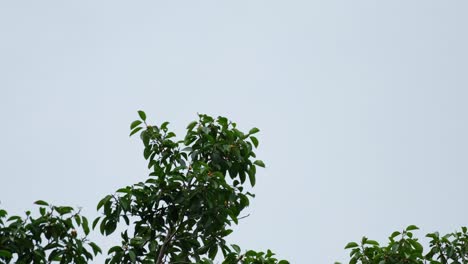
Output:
74,215,81,226
138,110,146,121
89,242,102,255
108,246,123,254
129,250,136,263
55,206,73,215
161,121,169,130
116,187,130,194
105,220,117,235
0,250,12,258
249,127,260,135
7,215,21,222
129,127,143,137
208,245,218,259
254,160,265,168
248,166,256,187
92,217,101,229
344,242,359,249
250,136,259,148
406,225,419,231
408,239,423,253
390,231,401,238
130,120,142,130
221,229,233,237
186,121,197,131
34,200,49,206
364,240,379,246
97,195,112,211
82,216,90,235
231,244,241,254
166,132,176,138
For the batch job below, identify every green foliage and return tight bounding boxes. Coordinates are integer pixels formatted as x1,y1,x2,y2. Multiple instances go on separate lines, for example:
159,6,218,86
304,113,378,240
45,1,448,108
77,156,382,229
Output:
98,111,285,264
0,204,100,263
220,245,290,264
339,225,468,264
0,112,288,264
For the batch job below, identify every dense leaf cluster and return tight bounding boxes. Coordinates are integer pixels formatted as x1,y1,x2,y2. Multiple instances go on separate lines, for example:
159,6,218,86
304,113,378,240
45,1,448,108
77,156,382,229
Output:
0,203,100,264
0,112,289,264
339,225,468,264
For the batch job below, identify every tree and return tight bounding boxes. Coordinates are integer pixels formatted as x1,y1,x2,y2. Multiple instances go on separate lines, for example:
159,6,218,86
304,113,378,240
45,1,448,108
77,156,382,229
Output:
339,225,468,264
0,112,290,264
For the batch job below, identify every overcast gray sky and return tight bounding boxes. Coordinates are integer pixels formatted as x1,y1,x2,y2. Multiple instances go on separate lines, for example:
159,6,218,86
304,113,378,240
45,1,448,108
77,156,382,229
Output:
1,1,467,263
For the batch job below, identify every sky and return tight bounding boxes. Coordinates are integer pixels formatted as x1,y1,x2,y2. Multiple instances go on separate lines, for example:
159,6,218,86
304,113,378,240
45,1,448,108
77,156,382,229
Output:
1,1,467,263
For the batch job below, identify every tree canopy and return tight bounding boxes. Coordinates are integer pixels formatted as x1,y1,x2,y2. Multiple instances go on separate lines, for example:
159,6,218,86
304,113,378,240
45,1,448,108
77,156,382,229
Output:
338,225,468,264
0,112,289,264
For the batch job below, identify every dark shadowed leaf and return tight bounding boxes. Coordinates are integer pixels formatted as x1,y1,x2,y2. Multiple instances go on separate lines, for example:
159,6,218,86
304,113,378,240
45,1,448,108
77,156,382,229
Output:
0,250,12,258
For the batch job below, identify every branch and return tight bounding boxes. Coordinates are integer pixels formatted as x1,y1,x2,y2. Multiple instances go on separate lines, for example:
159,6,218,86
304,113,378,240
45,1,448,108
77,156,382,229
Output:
156,227,173,264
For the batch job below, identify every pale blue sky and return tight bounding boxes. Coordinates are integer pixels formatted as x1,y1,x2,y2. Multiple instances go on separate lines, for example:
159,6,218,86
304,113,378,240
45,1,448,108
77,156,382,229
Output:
1,1,467,263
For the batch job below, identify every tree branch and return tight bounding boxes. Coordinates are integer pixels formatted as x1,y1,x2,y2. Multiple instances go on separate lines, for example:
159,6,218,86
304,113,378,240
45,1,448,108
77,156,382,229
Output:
156,227,173,264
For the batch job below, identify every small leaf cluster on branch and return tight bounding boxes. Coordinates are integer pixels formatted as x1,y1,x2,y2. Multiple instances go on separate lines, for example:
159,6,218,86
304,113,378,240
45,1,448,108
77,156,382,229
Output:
0,112,289,264
338,225,468,264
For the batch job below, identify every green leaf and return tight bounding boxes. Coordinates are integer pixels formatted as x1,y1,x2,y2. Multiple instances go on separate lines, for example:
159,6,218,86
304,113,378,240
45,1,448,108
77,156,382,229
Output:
0,250,12,258
129,127,143,137
138,110,146,121
408,239,423,253
105,220,117,235
248,167,256,187
7,215,21,222
250,136,259,148
221,229,233,237
116,187,130,194
82,216,90,235
390,231,401,238
254,160,265,168
34,200,49,206
344,242,359,249
108,246,123,254
74,215,81,226
166,132,176,138
97,195,112,211
364,240,379,246
231,244,241,254
129,250,136,263
186,121,197,131
92,217,101,229
161,121,170,130
249,127,260,135
89,242,102,255
208,245,218,259
55,206,73,215
130,120,142,130
406,225,419,231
